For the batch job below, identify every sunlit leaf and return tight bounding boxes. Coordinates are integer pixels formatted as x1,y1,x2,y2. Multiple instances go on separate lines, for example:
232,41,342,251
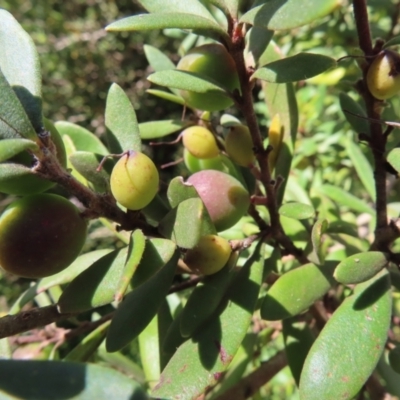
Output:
279,202,315,220
139,120,191,140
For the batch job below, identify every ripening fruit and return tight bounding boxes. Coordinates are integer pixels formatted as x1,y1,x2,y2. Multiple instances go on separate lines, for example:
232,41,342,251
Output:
0,118,67,195
176,43,240,111
184,234,231,275
110,150,159,210
366,50,400,100
225,125,255,167
182,126,219,159
0,194,87,278
187,170,250,231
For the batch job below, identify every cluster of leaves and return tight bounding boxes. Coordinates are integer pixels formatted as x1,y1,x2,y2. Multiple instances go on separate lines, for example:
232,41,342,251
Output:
2,1,400,400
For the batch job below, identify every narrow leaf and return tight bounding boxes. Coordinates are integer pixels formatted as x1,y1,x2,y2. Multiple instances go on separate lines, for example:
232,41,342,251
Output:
146,89,186,105
148,70,232,96
320,184,375,215
106,13,228,40
339,92,370,135
240,0,338,30
0,138,38,162
261,262,336,321
334,251,389,284
252,53,336,83
279,202,315,220
0,360,147,400
105,83,141,153
139,119,190,139
299,270,392,400
0,68,37,140
152,242,265,400
106,246,179,352
0,10,42,132
346,139,375,200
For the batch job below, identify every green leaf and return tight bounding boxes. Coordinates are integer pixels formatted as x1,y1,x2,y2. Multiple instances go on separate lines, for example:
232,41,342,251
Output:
246,26,274,67
105,83,141,153
137,0,217,21
307,219,329,265
141,194,171,224
261,262,336,321
279,202,315,220
252,53,336,83
55,121,108,155
283,318,315,386
0,138,38,162
240,0,338,30
152,242,265,400
0,10,42,132
180,263,233,338
383,35,400,48
115,230,147,302
334,251,389,284
209,0,240,17
262,42,298,205
146,89,186,106
346,139,375,200
158,197,217,249
106,13,228,40
0,360,147,400
320,184,375,215
106,246,179,352
387,148,400,175
0,163,54,195
167,176,199,208
148,70,232,97
9,249,113,314
58,248,129,313
144,44,176,71
64,320,110,362
299,270,392,400
389,346,400,373
69,151,114,193
139,120,190,140
0,68,37,140
339,92,370,135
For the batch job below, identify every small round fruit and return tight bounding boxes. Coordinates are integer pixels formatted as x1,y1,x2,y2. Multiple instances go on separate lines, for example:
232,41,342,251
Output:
110,150,159,210
182,126,219,159
184,234,231,275
0,194,87,278
187,170,250,231
366,50,400,100
225,125,255,167
176,43,240,111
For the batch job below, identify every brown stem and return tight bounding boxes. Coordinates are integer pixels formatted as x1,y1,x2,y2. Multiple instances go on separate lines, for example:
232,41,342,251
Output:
216,351,287,400
352,0,389,244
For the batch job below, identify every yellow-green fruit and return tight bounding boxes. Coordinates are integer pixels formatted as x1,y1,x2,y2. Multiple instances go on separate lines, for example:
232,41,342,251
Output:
182,126,219,159
177,43,240,111
110,150,159,210
0,194,87,279
366,50,400,100
184,234,231,275
225,125,255,167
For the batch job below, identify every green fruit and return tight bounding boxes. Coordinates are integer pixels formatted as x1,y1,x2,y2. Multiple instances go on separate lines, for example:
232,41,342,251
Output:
187,170,250,231
366,50,400,100
0,194,87,279
182,126,219,159
184,234,231,275
0,118,67,195
110,150,159,210
225,125,255,167
176,43,240,111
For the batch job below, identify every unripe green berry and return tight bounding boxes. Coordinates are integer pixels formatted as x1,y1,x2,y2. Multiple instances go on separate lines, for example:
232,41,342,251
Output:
177,43,239,111
184,234,231,275
366,50,400,100
110,151,159,210
0,194,87,278
182,126,219,159
225,125,255,167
